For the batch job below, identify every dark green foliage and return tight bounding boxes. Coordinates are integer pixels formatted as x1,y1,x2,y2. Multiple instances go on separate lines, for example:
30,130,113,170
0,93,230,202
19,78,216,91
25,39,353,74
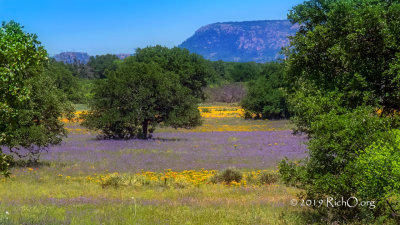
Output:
210,168,242,184
280,0,400,222
87,54,119,79
280,107,397,221
210,60,228,82
133,45,211,99
278,158,305,188
285,0,400,114
82,58,201,139
6,73,74,160
65,61,92,79
0,21,73,176
225,62,262,82
44,59,84,103
241,62,288,119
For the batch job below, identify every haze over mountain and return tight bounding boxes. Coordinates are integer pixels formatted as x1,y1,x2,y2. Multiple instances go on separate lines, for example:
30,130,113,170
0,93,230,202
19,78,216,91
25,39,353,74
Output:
179,20,298,62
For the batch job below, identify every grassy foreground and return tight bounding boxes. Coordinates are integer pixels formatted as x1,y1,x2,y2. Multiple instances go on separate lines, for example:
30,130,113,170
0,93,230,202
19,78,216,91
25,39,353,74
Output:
0,169,309,224
0,105,311,224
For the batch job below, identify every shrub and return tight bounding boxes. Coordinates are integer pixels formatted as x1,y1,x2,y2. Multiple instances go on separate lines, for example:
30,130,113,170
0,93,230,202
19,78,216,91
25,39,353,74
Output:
210,168,242,184
100,173,126,188
259,171,279,185
279,107,396,221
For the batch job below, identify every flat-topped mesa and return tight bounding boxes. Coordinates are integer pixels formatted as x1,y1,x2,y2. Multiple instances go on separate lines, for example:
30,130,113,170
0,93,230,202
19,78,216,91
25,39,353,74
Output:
179,20,299,63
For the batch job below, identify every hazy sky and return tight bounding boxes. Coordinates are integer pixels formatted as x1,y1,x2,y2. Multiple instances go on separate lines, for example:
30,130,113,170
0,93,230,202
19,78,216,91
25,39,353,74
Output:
0,0,304,55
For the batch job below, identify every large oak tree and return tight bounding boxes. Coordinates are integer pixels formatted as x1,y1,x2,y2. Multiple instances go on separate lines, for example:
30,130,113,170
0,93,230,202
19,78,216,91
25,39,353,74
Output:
82,56,202,139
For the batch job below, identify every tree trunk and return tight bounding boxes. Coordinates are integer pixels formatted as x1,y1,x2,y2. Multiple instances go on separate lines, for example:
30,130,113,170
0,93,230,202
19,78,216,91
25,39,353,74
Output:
141,119,149,139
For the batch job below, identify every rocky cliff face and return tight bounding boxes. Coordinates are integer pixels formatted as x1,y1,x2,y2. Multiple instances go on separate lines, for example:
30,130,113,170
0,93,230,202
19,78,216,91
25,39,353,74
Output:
179,20,298,62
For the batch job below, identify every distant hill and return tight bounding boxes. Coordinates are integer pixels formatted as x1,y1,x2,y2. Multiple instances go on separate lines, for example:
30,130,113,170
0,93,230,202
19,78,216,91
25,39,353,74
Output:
53,52,132,64
179,20,298,63
54,52,90,64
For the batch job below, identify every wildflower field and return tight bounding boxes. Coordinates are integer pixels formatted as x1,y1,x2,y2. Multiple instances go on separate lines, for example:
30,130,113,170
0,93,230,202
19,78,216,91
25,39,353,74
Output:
0,105,310,224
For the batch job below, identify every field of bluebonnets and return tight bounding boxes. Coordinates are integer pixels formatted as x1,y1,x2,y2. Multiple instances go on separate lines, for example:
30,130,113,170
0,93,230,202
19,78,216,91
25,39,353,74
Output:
0,105,310,224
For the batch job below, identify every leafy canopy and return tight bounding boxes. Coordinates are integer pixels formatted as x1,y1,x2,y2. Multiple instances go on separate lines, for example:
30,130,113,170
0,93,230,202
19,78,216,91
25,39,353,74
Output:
133,45,211,99
82,56,202,139
280,0,400,222
0,21,73,176
44,59,84,103
87,54,119,79
241,62,288,119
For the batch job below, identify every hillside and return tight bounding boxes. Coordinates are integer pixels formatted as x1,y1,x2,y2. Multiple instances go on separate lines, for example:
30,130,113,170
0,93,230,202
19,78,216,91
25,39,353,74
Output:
179,20,298,62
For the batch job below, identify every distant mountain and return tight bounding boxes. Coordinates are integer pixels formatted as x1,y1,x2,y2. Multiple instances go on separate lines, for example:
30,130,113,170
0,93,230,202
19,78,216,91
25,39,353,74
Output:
53,52,132,64
54,52,90,64
179,20,299,63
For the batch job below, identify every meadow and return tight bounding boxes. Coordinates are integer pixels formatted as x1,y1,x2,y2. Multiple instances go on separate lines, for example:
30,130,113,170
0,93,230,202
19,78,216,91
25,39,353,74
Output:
0,106,311,224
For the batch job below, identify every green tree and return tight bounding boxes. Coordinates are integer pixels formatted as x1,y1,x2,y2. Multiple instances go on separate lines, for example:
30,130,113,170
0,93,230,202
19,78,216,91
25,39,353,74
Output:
65,60,93,79
82,58,201,139
87,54,119,79
225,62,262,82
134,46,211,99
241,62,288,119
0,21,73,176
280,0,400,222
285,0,400,115
44,59,83,103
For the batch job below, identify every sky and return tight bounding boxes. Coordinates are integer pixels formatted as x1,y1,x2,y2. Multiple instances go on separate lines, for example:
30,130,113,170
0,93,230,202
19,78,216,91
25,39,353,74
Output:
0,0,304,56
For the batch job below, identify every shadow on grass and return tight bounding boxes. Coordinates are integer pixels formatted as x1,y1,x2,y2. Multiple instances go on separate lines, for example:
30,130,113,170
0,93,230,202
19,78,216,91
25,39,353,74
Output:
153,137,188,142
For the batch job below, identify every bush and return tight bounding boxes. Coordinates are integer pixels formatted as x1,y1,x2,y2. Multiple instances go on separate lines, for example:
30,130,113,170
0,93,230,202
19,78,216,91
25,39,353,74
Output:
278,158,305,188
354,130,400,221
279,106,396,221
259,171,279,185
100,173,126,188
210,168,242,184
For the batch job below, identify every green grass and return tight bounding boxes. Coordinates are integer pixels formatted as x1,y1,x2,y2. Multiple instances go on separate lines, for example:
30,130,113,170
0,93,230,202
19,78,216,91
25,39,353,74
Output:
0,168,308,224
